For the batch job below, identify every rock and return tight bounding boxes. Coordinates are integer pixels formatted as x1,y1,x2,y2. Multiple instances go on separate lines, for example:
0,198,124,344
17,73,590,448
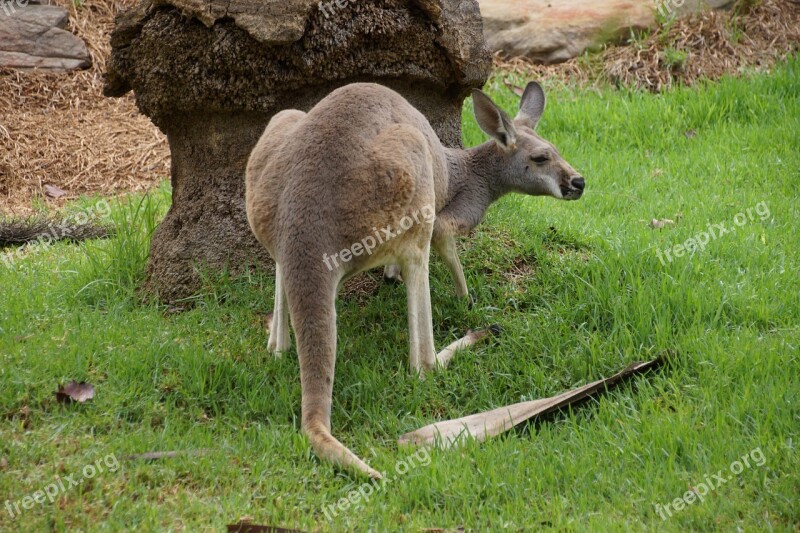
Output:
105,0,491,303
668,0,736,16
0,4,90,70
479,0,736,63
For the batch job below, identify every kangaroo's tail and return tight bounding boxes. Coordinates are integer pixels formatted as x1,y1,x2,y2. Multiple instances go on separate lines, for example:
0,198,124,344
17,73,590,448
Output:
282,260,382,479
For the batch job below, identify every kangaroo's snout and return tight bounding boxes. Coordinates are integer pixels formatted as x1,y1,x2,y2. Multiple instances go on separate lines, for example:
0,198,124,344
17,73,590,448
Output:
561,176,585,200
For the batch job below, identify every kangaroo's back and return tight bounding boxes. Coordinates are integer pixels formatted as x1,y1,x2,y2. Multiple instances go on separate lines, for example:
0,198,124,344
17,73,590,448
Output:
246,84,447,257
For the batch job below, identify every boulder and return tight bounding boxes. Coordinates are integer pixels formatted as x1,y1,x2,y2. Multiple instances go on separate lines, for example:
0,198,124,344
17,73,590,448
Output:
105,0,491,303
479,0,736,63
0,4,91,70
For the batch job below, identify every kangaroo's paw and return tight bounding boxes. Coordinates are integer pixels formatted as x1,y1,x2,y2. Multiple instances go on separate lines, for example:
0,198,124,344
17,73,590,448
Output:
433,325,501,369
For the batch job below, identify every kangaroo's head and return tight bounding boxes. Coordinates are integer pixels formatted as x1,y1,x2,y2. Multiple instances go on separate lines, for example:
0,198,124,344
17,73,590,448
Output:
472,82,585,201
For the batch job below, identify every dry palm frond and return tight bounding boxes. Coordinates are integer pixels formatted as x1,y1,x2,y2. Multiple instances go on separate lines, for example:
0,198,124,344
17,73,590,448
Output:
0,215,113,247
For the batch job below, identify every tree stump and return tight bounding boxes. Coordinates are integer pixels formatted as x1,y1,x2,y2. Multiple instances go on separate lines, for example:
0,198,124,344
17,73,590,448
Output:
104,0,491,303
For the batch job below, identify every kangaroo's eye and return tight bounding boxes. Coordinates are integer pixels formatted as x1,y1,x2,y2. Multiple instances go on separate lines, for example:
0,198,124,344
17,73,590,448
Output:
532,156,549,164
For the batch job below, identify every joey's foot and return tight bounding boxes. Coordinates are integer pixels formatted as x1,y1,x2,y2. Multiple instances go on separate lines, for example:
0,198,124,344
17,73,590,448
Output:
383,265,404,285
267,342,286,358
264,312,290,357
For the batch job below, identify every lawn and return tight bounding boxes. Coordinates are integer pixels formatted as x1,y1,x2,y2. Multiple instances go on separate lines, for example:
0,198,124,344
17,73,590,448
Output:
1,58,798,531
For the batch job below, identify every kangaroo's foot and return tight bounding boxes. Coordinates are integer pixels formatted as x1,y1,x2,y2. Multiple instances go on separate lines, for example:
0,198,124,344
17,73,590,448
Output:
304,420,382,480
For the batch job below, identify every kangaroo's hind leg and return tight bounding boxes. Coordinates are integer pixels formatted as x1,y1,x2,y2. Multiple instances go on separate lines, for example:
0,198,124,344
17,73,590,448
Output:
401,243,436,373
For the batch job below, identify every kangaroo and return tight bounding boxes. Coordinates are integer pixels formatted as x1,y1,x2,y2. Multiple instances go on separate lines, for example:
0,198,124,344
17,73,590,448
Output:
245,81,584,479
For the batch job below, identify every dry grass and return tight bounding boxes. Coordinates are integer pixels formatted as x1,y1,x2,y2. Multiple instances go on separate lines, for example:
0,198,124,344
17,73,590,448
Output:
0,0,169,216
496,0,800,92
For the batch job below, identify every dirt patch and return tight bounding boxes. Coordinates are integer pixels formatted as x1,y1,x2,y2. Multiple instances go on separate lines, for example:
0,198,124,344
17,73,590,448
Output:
502,253,538,286
0,0,169,216
497,0,800,91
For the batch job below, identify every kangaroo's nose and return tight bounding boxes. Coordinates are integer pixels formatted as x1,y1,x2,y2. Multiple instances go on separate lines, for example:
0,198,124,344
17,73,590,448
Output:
571,177,585,191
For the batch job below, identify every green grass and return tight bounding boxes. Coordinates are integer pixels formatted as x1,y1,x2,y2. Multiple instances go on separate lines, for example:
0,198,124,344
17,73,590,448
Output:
1,59,798,531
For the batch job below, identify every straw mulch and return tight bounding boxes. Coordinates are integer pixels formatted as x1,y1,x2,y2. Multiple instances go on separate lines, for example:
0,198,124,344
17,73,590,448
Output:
0,0,169,216
496,0,800,92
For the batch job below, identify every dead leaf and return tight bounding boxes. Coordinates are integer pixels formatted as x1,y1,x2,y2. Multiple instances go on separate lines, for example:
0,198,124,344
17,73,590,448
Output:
55,381,94,404
685,129,697,138
226,521,304,533
398,358,663,448
15,405,32,429
650,218,676,229
0,457,7,470
44,185,66,199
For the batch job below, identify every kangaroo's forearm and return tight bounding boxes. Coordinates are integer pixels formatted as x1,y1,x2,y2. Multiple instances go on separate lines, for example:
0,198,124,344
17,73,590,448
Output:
434,197,490,238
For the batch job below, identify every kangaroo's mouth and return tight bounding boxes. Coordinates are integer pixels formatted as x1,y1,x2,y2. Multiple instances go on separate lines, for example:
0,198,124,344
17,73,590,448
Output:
560,176,585,200
560,186,584,200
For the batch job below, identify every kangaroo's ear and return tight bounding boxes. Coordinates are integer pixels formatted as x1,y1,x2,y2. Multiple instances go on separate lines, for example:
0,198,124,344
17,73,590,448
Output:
472,89,517,150
515,81,546,130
